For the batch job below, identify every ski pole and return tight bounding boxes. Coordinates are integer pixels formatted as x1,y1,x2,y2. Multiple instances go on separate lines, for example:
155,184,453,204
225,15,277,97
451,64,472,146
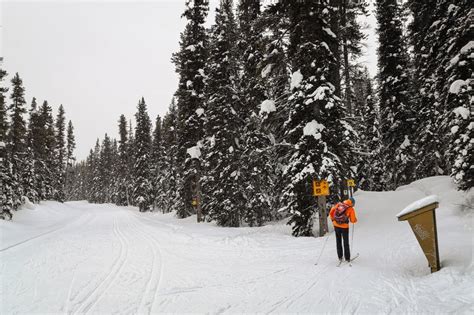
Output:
315,232,330,265
351,222,355,253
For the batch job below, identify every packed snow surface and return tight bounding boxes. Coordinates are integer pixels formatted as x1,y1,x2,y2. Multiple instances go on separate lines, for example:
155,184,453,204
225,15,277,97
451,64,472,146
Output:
396,195,439,218
1,177,473,314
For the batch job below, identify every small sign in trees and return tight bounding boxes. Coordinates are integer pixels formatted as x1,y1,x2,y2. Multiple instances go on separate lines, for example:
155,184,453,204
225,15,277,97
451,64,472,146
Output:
313,180,329,236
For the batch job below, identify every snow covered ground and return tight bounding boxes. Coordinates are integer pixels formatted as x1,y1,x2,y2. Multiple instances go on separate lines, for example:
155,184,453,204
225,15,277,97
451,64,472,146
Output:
1,176,473,314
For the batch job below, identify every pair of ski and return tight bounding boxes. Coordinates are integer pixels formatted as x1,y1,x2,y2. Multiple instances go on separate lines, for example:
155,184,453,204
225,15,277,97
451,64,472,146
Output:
336,253,359,267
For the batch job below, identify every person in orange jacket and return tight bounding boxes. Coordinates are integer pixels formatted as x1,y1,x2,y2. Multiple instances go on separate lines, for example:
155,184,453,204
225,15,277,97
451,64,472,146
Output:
329,197,357,263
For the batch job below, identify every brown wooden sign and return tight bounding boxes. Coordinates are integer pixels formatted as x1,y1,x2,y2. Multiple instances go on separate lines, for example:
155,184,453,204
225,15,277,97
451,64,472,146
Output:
398,202,441,273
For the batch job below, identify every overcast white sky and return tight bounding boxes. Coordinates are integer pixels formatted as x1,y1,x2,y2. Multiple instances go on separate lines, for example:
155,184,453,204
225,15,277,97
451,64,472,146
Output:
1,0,377,161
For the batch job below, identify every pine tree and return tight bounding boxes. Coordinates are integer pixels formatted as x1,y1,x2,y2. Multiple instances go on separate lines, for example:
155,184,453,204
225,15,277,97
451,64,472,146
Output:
151,115,164,210
281,1,353,236
133,97,153,212
39,101,56,199
160,99,179,213
64,120,76,200
172,0,209,219
237,0,273,226
89,139,101,203
8,73,28,208
375,0,415,189
127,120,136,205
438,0,472,190
99,134,114,203
354,70,384,191
0,67,13,219
116,115,130,206
26,97,43,201
66,121,76,169
202,0,243,227
408,1,446,179
54,105,67,201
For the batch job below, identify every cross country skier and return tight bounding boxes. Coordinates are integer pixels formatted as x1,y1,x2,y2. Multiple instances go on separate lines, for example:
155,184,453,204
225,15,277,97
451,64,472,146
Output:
329,197,357,264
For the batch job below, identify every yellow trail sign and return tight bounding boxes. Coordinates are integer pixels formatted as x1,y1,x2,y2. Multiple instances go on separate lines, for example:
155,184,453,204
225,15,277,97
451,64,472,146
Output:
313,180,329,196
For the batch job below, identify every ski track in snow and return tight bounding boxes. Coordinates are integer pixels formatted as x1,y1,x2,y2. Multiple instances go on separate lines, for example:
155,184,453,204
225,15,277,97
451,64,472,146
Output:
71,216,130,314
0,177,473,314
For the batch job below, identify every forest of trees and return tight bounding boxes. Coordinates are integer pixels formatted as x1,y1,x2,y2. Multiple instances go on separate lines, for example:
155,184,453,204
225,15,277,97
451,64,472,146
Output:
3,0,471,236
0,71,76,220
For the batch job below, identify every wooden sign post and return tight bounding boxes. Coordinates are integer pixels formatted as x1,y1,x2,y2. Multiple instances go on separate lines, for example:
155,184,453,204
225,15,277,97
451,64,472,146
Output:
347,179,356,198
313,180,330,237
397,198,441,273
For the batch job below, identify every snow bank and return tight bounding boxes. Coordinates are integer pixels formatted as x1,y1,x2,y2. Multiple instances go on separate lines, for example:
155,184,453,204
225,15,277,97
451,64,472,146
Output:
397,195,439,218
259,99,276,115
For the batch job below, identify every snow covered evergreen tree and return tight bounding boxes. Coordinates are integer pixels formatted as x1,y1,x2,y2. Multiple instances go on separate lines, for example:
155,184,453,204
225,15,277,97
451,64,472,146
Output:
407,0,472,190
172,0,209,219
281,1,354,236
64,120,76,199
53,105,67,201
202,0,243,227
99,134,114,203
7,73,29,209
375,0,415,189
438,0,472,190
0,68,13,219
133,97,153,212
408,1,446,179
39,101,56,199
115,114,130,206
151,115,164,210
237,0,273,226
160,99,179,213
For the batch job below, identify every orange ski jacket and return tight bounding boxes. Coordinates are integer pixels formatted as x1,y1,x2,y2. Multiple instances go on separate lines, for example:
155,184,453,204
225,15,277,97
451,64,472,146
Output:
329,199,357,229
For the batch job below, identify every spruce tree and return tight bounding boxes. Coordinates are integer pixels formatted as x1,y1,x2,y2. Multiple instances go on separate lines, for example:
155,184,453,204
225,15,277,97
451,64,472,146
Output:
54,105,67,201
202,0,243,227
116,114,130,206
39,101,56,199
172,0,209,219
64,120,76,200
281,1,353,236
408,1,446,179
133,97,153,212
89,139,101,203
66,121,76,169
99,134,114,203
0,68,13,219
375,0,415,189
8,73,28,208
161,99,179,213
237,0,273,226
151,115,164,210
439,0,472,190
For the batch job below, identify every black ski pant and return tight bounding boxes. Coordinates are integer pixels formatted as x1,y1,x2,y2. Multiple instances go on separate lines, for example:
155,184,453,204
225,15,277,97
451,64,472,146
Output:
335,226,350,261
